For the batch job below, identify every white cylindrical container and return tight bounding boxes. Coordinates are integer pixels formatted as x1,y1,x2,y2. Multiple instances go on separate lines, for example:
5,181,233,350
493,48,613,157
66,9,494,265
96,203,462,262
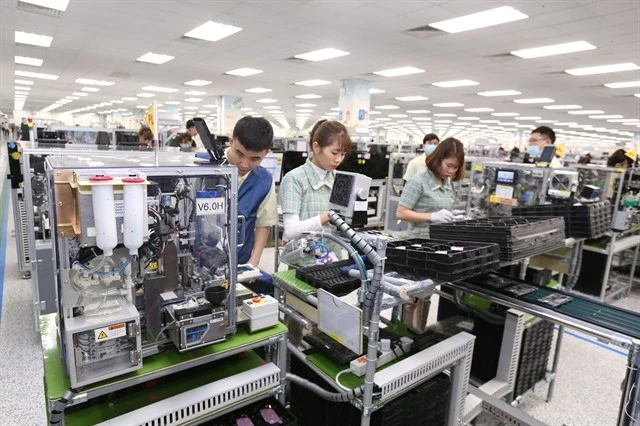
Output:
122,176,147,255
90,176,118,256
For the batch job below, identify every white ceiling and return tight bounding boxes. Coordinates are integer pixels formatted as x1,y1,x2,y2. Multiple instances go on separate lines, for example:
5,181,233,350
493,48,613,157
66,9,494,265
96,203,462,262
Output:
1,0,639,142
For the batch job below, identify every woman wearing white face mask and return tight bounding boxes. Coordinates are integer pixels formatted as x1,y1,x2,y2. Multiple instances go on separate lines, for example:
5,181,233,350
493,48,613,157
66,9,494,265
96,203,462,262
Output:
403,133,440,182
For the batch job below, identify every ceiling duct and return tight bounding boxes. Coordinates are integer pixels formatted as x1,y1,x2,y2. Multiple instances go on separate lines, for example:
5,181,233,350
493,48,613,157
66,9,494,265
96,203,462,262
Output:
17,1,63,17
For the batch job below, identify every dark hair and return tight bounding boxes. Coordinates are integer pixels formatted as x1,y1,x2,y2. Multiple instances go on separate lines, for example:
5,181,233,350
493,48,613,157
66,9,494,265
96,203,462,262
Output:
179,133,195,148
423,133,439,145
232,116,274,152
186,119,195,129
498,147,505,152
607,149,633,167
577,155,591,165
138,128,153,142
309,120,352,152
425,137,465,182
531,126,556,144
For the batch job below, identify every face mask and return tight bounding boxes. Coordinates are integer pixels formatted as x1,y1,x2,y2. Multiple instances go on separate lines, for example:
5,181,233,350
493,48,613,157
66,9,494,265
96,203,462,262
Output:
424,145,436,155
527,145,541,157
180,144,191,149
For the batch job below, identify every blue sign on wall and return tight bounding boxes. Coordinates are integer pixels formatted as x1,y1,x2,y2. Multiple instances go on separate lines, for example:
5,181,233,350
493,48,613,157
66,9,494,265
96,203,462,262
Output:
358,109,366,120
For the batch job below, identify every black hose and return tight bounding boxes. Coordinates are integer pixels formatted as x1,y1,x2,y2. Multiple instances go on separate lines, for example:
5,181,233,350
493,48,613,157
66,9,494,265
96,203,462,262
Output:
49,389,77,425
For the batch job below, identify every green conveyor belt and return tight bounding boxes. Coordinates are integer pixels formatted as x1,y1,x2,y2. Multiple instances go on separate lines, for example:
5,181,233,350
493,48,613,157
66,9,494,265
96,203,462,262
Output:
459,274,640,340
273,270,317,296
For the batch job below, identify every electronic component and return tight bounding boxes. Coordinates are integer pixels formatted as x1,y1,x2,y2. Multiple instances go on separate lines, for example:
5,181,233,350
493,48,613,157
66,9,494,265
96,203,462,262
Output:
495,170,516,184
241,295,279,332
504,284,537,296
349,336,413,376
328,171,372,227
166,298,227,351
303,332,360,365
548,170,578,200
537,294,572,307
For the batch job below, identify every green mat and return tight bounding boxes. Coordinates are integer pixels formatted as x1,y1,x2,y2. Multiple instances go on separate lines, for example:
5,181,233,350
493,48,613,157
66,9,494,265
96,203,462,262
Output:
63,351,267,426
273,270,316,296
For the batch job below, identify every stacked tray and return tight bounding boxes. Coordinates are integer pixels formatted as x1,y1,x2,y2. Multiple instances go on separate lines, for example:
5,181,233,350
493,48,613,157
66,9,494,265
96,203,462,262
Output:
513,201,610,239
295,259,362,296
429,217,566,262
385,239,500,281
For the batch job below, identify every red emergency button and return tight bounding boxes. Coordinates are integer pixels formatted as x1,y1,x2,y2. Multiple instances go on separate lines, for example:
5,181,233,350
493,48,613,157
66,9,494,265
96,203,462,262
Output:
252,297,261,303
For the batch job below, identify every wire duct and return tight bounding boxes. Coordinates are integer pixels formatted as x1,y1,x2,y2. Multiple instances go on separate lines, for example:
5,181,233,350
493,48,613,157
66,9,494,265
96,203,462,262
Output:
286,373,363,402
49,389,77,425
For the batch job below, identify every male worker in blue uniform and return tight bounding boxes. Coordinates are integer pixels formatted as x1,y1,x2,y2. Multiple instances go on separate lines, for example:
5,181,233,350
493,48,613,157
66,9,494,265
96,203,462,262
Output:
225,117,277,293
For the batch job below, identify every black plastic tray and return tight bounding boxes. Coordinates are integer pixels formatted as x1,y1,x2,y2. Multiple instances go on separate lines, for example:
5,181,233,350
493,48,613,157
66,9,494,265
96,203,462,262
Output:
295,259,363,296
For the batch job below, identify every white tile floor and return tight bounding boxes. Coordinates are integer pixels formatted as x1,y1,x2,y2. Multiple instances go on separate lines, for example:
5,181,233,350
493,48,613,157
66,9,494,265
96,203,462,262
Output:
1,145,638,424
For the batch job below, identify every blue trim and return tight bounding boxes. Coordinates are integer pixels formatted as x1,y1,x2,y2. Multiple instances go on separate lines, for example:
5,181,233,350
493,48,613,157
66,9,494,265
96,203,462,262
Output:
558,326,628,357
0,179,9,320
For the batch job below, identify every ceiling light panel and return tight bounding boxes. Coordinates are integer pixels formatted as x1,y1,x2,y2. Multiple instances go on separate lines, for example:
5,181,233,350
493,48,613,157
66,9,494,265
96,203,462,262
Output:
295,94,322,99
432,80,479,88
396,96,429,101
122,97,137,101
15,79,34,85
434,102,464,107
294,48,350,62
566,63,639,76
295,79,331,86
370,88,385,94
225,68,263,76
511,41,596,59
465,107,494,112
15,56,43,67
543,105,582,110
407,110,430,113
256,98,278,103
429,6,528,33
605,81,640,88
136,52,174,64
81,87,100,92
296,103,316,107
75,78,114,86
15,86,31,91
373,66,424,77
246,88,272,93
184,79,212,87
184,21,242,42
15,31,53,47
491,112,519,116
568,110,605,115
136,93,155,98
514,98,555,104
141,86,179,93
477,90,521,97
15,70,58,80
184,90,206,96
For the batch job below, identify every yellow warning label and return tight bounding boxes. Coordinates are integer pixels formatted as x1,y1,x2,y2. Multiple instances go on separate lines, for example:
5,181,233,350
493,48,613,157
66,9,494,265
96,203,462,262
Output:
473,164,483,172
94,322,127,341
97,331,108,340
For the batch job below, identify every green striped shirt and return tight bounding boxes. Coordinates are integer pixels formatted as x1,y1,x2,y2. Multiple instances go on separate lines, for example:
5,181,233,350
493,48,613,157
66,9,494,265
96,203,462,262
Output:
399,169,455,231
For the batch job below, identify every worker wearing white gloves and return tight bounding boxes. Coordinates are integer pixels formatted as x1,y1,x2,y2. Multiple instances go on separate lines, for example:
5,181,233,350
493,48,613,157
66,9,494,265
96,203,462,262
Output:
396,138,466,236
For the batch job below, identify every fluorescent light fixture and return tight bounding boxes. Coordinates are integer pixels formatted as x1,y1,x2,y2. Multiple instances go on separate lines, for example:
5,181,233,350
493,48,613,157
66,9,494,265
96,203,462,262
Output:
15,91,29,96
369,111,381,115
388,114,408,118
536,120,558,124
81,87,100,92
407,110,430,113
136,93,155,98
15,31,53,47
635,94,640,98
396,95,429,101
66,96,79,100
479,120,500,124
15,79,34,85
543,105,582,110
20,0,70,11
184,106,198,110
296,103,317,107
465,107,494,112
246,87,272,93
458,116,480,121
75,78,114,86
511,41,596,59
515,116,541,120
589,115,622,119
136,105,150,108
72,92,88,97
566,63,639,76
295,94,322,99
184,80,212,87
434,113,456,117
164,101,180,105
434,102,464,107
15,86,31,91
375,105,400,110
330,107,340,111
413,117,431,121
296,109,313,112
491,112,519,116
373,66,424,77
370,88,385,94
110,100,124,104
225,67,263,77
15,70,58,80
294,47,351,62
554,122,577,126
136,52,174,65
295,79,331,86
568,110,604,115
264,106,281,110
432,80,479,88
184,21,242,42
256,98,278,103
604,81,640,89
184,90,206,96
434,120,452,123
478,90,521,97
121,97,137,101
15,56,43,67
185,98,203,102
514,98,555,104
429,6,528,33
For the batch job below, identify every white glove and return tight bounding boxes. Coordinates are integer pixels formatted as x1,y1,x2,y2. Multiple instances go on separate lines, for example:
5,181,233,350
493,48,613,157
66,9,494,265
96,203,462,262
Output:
452,209,466,216
431,209,455,223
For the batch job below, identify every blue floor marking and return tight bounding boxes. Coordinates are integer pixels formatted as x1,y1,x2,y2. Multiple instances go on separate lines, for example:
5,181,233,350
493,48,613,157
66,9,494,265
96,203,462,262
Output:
0,179,9,321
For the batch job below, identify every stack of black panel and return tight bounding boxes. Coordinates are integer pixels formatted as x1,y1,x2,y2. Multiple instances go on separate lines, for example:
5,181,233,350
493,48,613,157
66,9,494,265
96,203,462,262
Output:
295,259,363,296
514,320,555,397
385,239,500,281
513,201,610,239
430,217,566,261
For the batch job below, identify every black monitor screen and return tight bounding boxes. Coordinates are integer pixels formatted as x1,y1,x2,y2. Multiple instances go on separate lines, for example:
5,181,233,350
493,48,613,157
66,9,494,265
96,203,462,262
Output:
116,131,138,144
282,151,308,177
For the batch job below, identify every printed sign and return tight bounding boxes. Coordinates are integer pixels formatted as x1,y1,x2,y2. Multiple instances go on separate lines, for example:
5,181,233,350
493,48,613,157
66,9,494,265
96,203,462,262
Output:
94,322,127,341
196,197,226,216
358,109,366,120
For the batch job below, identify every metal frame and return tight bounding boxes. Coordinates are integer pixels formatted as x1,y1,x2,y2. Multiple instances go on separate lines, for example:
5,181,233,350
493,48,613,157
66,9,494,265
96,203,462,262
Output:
469,385,547,426
10,186,30,278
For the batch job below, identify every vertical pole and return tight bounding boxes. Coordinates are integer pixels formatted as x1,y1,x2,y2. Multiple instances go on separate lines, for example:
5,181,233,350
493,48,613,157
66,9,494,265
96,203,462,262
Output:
628,243,639,297
277,332,288,405
601,233,617,302
546,326,564,402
